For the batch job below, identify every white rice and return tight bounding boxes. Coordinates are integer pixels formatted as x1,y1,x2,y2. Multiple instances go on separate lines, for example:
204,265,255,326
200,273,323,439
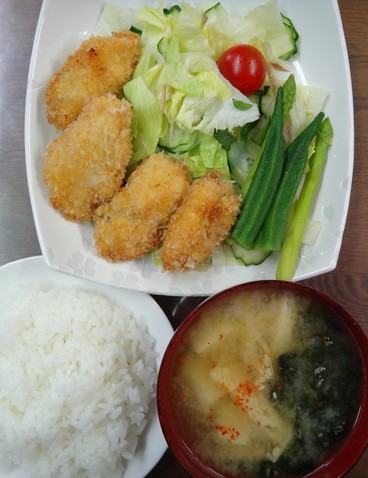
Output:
0,287,157,478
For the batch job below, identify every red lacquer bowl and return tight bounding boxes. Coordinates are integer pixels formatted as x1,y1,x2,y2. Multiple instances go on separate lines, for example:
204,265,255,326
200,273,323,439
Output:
157,281,368,478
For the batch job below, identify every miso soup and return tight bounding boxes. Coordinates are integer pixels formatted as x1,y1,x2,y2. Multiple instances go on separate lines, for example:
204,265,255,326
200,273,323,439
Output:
168,287,361,477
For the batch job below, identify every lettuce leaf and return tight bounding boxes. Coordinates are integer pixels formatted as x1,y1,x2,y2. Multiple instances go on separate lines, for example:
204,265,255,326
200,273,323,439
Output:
123,77,162,166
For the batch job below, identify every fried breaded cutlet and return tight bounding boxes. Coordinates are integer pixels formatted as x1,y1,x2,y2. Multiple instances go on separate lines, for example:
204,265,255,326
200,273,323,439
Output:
94,153,191,262
160,170,241,271
46,31,140,130
43,93,133,223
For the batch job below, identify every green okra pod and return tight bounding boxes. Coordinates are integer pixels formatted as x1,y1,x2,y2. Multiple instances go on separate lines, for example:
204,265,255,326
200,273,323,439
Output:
231,86,285,249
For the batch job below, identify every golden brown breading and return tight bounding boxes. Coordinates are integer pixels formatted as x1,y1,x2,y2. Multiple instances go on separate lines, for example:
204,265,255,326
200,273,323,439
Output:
160,170,241,271
43,93,133,223
94,153,191,262
46,31,140,130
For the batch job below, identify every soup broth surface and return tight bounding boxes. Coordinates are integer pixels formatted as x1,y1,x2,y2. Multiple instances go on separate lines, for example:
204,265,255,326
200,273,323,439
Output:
169,288,361,477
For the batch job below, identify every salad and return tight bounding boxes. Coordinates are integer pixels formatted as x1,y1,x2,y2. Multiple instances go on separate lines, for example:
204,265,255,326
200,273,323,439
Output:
93,0,333,280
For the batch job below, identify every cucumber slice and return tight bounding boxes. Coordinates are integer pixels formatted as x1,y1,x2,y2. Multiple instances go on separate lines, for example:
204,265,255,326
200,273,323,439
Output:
228,238,271,266
259,86,275,117
228,139,257,191
279,14,299,60
248,115,270,146
129,25,142,35
163,5,181,16
204,2,223,15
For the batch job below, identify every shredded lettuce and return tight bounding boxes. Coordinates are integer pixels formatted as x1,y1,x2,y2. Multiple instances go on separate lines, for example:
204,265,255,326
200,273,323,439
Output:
123,77,162,166
94,1,305,176
95,2,264,176
127,14,260,138
180,133,230,178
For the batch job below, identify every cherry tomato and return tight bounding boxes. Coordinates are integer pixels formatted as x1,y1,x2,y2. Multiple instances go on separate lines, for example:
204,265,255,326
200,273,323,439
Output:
218,44,267,96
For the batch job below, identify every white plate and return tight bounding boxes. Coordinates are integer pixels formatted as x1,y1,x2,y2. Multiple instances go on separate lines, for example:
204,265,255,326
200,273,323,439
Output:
0,256,174,478
24,0,354,296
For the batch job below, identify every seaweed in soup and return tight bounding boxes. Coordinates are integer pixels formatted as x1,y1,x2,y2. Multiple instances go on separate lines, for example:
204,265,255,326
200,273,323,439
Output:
264,302,361,475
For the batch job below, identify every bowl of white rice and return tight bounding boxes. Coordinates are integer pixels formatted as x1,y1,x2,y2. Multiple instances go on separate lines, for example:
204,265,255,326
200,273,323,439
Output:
0,256,174,478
